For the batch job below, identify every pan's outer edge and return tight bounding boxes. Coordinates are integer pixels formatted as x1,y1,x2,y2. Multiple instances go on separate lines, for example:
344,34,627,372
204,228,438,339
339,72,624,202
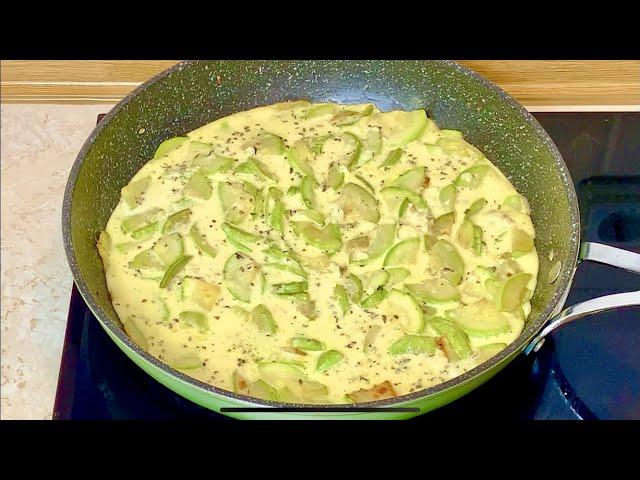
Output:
62,60,580,410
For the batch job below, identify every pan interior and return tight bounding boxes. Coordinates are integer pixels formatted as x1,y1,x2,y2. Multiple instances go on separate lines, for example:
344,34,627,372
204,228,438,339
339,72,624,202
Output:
63,60,579,400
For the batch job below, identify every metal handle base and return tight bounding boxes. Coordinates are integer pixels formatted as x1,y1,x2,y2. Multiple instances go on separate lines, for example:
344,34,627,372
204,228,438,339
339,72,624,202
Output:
525,242,640,355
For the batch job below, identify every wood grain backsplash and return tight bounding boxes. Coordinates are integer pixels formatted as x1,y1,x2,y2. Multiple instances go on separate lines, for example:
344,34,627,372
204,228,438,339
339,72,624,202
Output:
2,60,639,107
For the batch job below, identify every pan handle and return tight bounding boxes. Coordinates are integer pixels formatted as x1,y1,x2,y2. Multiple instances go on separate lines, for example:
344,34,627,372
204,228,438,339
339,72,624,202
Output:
523,242,640,355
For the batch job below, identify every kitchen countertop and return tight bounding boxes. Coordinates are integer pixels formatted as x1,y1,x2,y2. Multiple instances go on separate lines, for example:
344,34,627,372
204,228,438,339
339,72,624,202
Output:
1,104,114,419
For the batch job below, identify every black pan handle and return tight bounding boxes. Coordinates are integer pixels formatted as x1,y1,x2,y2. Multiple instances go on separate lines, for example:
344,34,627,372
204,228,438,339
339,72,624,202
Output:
524,242,640,355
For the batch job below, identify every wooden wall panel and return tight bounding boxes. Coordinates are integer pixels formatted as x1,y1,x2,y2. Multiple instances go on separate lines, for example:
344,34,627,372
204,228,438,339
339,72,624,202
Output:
2,60,639,107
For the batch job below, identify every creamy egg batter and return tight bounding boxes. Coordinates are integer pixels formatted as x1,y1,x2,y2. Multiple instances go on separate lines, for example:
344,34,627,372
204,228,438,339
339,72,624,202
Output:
97,101,538,404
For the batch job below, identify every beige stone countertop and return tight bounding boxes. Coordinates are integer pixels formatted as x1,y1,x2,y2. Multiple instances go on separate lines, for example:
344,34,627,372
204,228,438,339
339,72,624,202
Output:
1,104,115,419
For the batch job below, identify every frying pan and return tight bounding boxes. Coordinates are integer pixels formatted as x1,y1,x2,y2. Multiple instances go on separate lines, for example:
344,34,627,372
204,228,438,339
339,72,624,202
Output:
62,61,640,419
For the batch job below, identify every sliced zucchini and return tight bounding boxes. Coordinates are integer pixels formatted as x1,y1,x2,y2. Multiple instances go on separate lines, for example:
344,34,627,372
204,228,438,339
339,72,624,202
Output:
285,141,317,182
380,186,428,214
377,289,425,333
333,104,374,126
223,252,259,302
234,157,277,182
336,182,380,223
130,249,164,270
188,141,214,157
430,317,471,361
446,299,510,337
160,255,191,288
473,225,483,256
503,194,530,214
258,362,306,391
179,311,209,331
291,337,324,351
383,237,420,267
363,127,383,155
362,270,391,298
512,228,534,256
183,170,212,200
439,184,457,212
322,132,362,169
163,208,191,234
399,198,410,218
152,233,184,266
406,278,460,302
380,148,403,168
192,155,235,174
218,182,253,224
296,253,331,272
250,304,277,335
131,222,158,240
292,221,342,253
498,272,532,312
316,350,344,372
388,335,437,355
300,176,316,210
121,176,151,209
272,281,308,295
233,371,278,401
465,197,487,217
355,174,375,195
333,284,349,317
298,210,324,226
253,132,285,155
376,109,428,147
344,273,363,304
168,353,202,370
346,235,370,256
366,223,397,260
189,224,217,258
457,219,474,249
222,222,261,245
429,239,464,285
454,164,491,189
269,201,286,234
182,277,221,311
384,267,410,286
363,325,382,353
154,136,188,159
392,167,426,192
361,288,388,309
121,208,164,234
433,212,455,236
305,104,335,119
327,163,345,190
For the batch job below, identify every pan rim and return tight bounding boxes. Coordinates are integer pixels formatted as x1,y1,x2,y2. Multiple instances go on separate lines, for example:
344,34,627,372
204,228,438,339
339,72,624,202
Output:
62,60,580,411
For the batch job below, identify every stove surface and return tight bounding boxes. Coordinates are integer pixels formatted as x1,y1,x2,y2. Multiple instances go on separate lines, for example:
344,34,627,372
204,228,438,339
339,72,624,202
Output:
53,112,640,420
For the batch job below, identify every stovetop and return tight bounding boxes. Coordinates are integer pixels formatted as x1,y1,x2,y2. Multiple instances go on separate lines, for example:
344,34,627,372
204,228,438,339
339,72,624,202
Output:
53,112,640,420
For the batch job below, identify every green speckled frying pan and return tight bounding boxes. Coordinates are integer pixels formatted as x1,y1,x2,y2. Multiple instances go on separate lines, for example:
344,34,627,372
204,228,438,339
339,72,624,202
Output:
62,61,640,419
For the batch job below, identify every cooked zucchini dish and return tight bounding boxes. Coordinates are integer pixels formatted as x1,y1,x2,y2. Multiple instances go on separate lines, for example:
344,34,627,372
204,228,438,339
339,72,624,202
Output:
97,101,538,404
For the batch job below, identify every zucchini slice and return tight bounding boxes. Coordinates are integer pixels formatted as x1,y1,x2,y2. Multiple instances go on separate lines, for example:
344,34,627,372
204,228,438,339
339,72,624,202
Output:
430,317,471,361
152,233,184,266
292,221,342,253
316,350,344,372
291,337,324,351
218,182,253,224
377,289,425,333
183,171,212,200
392,167,426,192
121,176,151,209
405,278,460,303
429,239,464,286
250,304,277,335
189,224,218,258
336,183,380,223
388,335,437,355
223,252,259,302
154,136,188,159
376,109,428,147
446,299,510,337
383,237,420,267
285,141,317,182
163,208,192,234
182,277,221,311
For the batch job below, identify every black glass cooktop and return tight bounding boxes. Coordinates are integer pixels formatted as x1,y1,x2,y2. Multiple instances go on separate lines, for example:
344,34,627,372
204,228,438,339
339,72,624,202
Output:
53,112,640,420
